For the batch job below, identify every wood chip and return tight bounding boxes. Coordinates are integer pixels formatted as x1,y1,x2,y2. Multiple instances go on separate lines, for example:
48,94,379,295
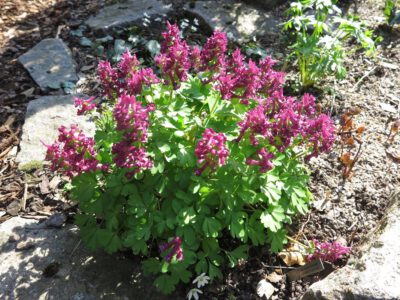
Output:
265,272,283,283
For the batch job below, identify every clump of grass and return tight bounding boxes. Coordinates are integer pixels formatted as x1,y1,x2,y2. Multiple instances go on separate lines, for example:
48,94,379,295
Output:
19,160,43,172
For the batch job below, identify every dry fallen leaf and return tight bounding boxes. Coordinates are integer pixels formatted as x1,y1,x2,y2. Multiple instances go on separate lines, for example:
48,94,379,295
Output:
278,243,307,266
348,107,362,116
265,272,283,283
256,279,275,299
340,152,352,166
356,125,365,135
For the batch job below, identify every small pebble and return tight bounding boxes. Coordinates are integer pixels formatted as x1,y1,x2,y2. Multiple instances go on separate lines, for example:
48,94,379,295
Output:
16,240,35,251
45,213,67,228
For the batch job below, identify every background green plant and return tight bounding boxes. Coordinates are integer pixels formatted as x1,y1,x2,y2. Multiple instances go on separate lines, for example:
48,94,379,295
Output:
284,0,379,87
384,0,400,26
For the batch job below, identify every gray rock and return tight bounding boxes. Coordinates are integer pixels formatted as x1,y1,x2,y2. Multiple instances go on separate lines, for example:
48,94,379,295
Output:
6,200,21,216
186,0,280,42
18,39,78,91
0,217,175,299
16,95,95,166
86,0,172,32
302,191,400,300
241,0,288,10
79,37,93,47
45,213,67,228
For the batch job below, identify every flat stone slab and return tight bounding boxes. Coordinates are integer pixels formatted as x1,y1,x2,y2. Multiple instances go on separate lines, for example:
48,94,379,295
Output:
302,191,400,300
0,217,173,299
86,0,172,31
241,0,288,9
18,38,78,91
185,0,280,41
16,95,95,166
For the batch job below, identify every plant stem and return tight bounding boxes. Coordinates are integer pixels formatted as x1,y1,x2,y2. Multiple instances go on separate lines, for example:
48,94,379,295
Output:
204,96,219,128
286,235,310,249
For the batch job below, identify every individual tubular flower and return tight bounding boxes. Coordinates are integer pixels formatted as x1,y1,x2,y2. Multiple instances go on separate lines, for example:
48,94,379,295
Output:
97,60,119,97
118,49,140,77
44,124,106,177
270,107,301,152
258,56,285,97
111,141,153,177
112,93,155,142
125,67,159,95
237,105,270,145
197,30,228,73
190,46,201,71
74,96,96,115
155,22,190,89
217,49,262,104
304,114,335,160
120,49,159,95
246,148,275,172
159,236,184,262
307,240,351,263
195,128,229,175
295,93,316,117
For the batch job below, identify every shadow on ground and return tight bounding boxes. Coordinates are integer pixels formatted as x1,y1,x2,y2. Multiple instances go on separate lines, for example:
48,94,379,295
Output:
0,217,175,299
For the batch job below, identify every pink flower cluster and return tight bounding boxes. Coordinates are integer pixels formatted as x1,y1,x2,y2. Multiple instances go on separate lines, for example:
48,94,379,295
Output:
195,128,229,175
44,125,107,177
237,93,335,172
191,30,285,104
218,49,275,104
155,22,190,89
308,240,351,263
98,49,159,98
112,93,155,177
74,96,96,115
159,236,184,262
192,30,228,74
246,148,275,173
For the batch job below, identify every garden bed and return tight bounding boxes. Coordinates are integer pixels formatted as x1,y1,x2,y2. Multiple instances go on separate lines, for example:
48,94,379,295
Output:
1,0,399,299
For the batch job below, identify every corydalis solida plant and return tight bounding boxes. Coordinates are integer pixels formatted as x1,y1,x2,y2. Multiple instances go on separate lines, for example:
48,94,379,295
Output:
44,22,335,294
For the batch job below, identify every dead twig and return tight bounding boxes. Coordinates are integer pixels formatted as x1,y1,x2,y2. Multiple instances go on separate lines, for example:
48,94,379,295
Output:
20,174,28,211
0,145,14,160
261,262,296,270
352,66,377,92
35,211,53,216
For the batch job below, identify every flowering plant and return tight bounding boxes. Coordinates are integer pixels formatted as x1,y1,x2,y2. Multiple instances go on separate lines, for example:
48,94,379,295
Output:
307,239,351,263
45,23,335,294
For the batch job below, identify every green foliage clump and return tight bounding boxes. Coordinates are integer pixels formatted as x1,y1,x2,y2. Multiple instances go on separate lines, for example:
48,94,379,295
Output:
284,0,379,87
384,0,400,26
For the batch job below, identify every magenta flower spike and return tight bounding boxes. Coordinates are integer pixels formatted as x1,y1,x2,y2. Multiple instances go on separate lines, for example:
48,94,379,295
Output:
155,22,190,89
159,237,184,262
74,96,97,115
308,240,351,263
43,125,106,177
195,128,229,175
